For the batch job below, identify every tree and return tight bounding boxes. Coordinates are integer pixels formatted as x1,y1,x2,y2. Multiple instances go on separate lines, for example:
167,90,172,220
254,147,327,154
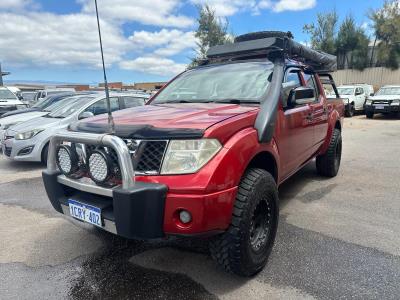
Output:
303,10,339,54
336,15,369,70
369,0,400,69
190,5,232,67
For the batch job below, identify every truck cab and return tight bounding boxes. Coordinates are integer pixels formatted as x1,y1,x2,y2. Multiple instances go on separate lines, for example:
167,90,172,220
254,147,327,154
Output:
42,31,344,276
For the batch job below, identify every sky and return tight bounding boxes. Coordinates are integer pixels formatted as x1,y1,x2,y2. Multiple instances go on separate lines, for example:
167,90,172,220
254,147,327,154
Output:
0,0,385,84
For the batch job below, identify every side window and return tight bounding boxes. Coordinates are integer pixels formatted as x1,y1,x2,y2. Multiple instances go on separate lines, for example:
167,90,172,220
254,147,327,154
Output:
283,69,302,107
122,96,145,108
303,73,319,100
85,97,119,115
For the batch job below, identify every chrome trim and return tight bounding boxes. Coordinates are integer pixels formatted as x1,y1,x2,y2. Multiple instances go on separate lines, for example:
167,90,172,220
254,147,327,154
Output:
61,204,117,234
47,130,135,189
57,175,114,197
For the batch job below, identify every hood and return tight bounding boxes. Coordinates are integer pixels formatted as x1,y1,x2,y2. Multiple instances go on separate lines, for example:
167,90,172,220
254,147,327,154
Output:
8,115,61,134
71,103,258,139
0,111,48,128
0,107,40,118
370,95,400,101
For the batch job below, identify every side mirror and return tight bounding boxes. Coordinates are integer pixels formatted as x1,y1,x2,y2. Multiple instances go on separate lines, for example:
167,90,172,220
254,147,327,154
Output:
289,87,315,106
78,111,94,120
355,91,362,95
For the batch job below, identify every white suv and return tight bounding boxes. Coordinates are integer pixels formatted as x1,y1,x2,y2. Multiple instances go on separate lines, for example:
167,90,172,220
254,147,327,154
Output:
335,85,368,117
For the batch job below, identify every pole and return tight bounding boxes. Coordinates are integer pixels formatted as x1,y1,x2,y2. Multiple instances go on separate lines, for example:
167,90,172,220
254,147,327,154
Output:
94,0,115,134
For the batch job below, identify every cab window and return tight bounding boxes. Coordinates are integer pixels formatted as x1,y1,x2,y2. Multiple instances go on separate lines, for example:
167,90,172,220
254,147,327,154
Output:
303,73,319,100
282,69,302,107
84,97,119,115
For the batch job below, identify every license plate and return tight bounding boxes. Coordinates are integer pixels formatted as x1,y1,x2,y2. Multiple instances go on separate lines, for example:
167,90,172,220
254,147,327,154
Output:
374,104,385,110
68,199,102,227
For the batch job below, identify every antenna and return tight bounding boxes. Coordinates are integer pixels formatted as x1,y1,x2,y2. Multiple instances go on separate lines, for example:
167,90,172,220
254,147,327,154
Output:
94,0,115,134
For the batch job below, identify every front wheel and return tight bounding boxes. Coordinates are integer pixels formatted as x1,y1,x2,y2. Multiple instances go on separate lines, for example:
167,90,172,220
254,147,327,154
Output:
345,104,355,117
209,168,279,277
316,128,342,177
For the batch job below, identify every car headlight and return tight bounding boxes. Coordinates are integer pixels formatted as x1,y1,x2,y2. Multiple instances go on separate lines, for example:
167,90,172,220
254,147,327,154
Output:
15,129,44,140
161,139,222,174
366,100,372,105
391,100,400,105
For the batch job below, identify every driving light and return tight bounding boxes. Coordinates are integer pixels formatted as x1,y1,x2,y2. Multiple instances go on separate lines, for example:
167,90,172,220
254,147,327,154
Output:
161,139,222,174
88,150,111,183
56,145,79,176
15,129,43,140
391,100,400,106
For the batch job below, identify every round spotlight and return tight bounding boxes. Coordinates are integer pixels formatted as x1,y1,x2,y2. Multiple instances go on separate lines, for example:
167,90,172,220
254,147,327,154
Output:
88,150,111,184
179,210,192,224
56,145,79,176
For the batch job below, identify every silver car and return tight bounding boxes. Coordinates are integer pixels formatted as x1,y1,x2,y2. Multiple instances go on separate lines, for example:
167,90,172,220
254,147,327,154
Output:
2,93,148,162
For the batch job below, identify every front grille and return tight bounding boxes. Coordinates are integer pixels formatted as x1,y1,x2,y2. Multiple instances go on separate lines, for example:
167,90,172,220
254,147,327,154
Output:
4,146,12,157
134,141,167,174
373,100,390,105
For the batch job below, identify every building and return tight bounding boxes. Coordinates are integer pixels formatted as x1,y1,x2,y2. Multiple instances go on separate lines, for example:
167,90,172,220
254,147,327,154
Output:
132,82,166,91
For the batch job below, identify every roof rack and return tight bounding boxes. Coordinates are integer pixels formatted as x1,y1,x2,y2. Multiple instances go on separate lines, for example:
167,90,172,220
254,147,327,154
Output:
206,32,337,73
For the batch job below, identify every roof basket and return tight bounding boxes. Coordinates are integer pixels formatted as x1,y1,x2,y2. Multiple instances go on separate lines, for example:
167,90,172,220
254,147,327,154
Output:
206,31,337,73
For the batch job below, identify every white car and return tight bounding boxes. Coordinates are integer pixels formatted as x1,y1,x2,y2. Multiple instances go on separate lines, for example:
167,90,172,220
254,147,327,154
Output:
335,85,368,117
0,87,28,116
365,85,400,119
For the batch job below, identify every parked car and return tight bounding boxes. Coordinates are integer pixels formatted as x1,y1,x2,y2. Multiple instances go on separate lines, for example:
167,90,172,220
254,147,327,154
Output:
0,94,89,145
42,32,344,276
0,87,29,116
20,91,39,105
2,93,147,162
335,85,367,117
365,85,400,118
1,92,79,118
35,88,76,101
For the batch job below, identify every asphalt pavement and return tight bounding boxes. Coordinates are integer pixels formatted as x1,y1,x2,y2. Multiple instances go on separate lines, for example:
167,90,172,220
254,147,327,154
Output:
0,114,399,300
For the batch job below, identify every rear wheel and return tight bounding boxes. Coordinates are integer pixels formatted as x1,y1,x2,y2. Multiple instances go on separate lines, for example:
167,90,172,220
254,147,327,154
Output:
209,168,279,277
316,128,342,177
345,104,355,117
366,111,374,119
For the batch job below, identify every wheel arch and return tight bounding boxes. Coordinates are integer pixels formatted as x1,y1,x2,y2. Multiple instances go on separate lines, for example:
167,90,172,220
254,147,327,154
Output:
246,151,278,183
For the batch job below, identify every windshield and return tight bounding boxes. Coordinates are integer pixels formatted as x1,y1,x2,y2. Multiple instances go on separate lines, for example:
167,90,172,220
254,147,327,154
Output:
376,87,400,96
337,88,354,95
152,61,274,104
0,89,17,99
48,96,95,118
21,92,36,101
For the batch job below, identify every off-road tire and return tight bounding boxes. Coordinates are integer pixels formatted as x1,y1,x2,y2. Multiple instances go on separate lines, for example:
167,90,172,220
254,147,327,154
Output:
316,128,342,177
209,168,279,277
366,111,374,119
345,104,355,117
234,31,293,43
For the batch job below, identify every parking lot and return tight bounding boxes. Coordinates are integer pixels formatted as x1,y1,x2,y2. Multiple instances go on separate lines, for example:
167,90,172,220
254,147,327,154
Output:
0,114,399,300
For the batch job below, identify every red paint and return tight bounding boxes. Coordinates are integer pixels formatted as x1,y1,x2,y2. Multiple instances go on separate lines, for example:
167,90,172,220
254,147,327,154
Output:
82,63,344,236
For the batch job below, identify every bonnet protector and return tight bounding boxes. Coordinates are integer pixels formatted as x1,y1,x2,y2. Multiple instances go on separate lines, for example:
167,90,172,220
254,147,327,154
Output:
254,57,285,143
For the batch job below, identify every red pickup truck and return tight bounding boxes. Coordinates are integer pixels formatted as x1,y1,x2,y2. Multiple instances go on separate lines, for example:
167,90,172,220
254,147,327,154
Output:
43,32,344,276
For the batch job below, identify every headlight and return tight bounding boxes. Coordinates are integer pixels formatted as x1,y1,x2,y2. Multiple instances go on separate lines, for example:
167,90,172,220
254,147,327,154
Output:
366,100,372,105
15,129,43,140
161,139,222,174
391,100,400,105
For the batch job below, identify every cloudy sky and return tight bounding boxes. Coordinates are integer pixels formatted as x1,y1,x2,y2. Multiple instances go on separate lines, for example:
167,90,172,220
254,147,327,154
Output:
1,0,383,84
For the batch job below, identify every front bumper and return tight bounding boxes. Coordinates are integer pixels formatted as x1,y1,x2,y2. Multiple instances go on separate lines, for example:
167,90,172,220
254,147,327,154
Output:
365,104,400,113
1,136,42,161
43,170,168,239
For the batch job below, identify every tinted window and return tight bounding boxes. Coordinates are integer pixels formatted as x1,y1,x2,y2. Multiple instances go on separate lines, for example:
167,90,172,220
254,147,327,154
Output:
84,97,119,115
282,69,302,107
122,96,145,108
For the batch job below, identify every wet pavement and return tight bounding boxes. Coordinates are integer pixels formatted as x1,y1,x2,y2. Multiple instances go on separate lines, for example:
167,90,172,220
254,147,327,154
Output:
1,114,400,299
